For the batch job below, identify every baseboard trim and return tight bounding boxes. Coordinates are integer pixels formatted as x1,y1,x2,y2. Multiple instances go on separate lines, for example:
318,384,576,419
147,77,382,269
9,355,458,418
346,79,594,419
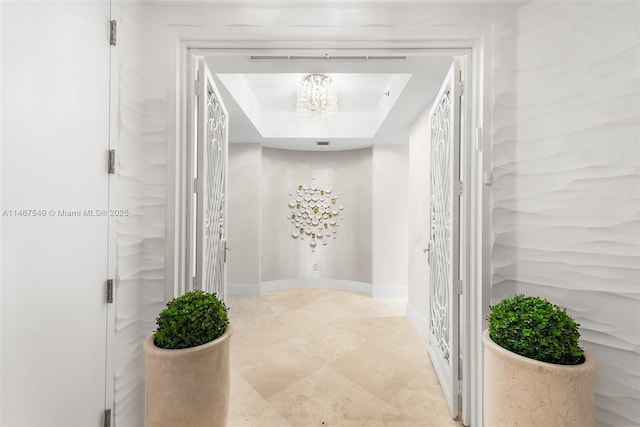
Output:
229,280,411,300
228,279,389,297
260,279,371,295
371,285,408,299
406,302,429,339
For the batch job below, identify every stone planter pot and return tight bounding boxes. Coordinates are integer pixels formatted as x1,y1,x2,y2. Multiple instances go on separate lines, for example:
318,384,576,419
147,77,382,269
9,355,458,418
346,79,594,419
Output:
143,326,233,427
483,330,595,427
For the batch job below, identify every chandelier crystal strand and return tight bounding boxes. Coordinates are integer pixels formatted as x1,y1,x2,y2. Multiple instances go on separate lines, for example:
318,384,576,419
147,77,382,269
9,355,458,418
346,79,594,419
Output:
296,74,338,116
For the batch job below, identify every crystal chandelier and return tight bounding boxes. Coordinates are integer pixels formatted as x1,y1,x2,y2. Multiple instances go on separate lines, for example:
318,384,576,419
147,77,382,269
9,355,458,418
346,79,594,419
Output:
296,74,338,116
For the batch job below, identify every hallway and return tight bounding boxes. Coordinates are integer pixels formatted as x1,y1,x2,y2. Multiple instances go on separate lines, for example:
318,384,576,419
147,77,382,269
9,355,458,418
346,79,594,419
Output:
227,290,462,427
2,1,638,425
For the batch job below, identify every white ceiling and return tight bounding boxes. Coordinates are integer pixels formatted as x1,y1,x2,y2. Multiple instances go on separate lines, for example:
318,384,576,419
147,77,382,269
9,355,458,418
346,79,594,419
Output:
206,54,454,151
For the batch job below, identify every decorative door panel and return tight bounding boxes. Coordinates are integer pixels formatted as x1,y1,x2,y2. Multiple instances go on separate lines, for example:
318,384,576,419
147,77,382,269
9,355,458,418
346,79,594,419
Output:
196,58,228,300
428,60,461,419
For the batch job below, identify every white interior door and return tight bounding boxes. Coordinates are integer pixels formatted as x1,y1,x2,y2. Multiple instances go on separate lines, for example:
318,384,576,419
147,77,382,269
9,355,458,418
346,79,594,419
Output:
1,1,111,425
427,60,462,419
194,58,229,300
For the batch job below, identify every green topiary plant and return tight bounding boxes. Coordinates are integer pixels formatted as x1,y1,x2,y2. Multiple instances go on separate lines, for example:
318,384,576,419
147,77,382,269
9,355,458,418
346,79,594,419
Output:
488,294,584,365
154,290,229,350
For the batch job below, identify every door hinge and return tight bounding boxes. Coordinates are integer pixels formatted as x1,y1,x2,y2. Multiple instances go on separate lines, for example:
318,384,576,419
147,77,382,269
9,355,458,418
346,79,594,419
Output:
195,78,199,96
459,83,464,97
108,149,116,174
110,20,117,46
458,181,463,196
457,279,463,295
103,408,112,427
106,279,114,304
193,178,198,193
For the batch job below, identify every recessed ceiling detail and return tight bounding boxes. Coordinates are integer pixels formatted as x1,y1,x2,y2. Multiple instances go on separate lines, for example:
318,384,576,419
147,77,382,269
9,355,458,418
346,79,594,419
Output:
216,73,412,139
205,54,454,151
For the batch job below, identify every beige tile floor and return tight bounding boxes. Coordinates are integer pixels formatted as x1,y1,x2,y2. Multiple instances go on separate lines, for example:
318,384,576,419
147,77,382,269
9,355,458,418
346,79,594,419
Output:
226,289,463,427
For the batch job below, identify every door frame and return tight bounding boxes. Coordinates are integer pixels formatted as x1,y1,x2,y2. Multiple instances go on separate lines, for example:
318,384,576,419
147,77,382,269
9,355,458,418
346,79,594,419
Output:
166,29,493,427
179,53,231,297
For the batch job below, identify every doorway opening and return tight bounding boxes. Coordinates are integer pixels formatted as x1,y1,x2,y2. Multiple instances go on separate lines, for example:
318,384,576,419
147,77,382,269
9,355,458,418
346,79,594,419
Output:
169,43,488,427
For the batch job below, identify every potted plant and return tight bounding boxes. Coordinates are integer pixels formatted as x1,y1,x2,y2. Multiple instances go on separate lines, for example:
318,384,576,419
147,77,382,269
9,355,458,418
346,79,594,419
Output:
483,294,596,427
143,290,232,427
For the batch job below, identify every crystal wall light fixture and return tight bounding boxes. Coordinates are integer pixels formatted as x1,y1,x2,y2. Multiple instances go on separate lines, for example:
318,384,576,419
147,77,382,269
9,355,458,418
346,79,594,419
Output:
296,74,338,116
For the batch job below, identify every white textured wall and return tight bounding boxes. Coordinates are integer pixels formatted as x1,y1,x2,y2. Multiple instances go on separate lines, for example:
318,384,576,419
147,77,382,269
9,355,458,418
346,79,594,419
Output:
408,109,432,328
489,8,519,305
261,148,372,283
372,145,410,293
112,2,167,425
228,144,262,285
502,2,640,425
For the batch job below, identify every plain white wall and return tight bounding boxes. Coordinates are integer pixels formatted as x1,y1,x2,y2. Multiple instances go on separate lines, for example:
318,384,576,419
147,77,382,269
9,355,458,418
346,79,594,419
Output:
260,147,372,283
407,109,431,333
228,145,412,293
371,145,409,295
507,2,640,425
227,144,262,285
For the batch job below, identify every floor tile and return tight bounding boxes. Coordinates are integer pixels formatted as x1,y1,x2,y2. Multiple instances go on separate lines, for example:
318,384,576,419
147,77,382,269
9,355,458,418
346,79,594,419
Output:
228,368,292,427
239,340,324,399
361,404,430,427
267,367,387,427
288,318,371,363
386,373,455,424
329,341,424,403
231,307,326,362
228,290,463,427
227,296,290,329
